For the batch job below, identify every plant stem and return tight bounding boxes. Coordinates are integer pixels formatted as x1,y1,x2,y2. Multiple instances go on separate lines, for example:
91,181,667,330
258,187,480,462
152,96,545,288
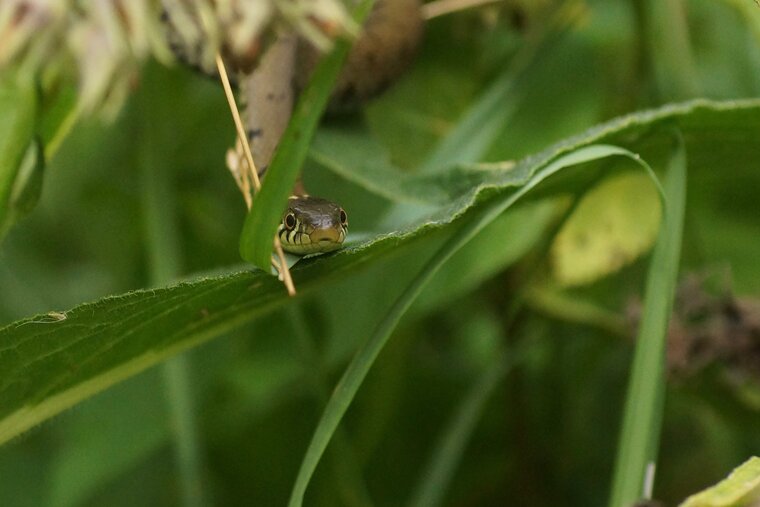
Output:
408,347,513,507
161,356,204,507
524,285,628,337
639,0,700,101
138,69,205,507
288,305,375,507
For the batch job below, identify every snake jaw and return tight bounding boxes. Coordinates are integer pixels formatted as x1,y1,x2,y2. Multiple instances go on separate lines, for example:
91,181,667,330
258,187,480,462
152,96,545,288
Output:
309,226,344,245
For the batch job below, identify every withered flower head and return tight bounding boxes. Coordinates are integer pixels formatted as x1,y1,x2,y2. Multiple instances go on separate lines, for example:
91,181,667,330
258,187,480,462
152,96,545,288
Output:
0,0,355,117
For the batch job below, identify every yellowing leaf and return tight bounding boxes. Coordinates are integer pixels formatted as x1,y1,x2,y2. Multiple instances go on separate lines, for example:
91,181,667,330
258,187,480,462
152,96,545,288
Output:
679,457,760,507
551,171,662,286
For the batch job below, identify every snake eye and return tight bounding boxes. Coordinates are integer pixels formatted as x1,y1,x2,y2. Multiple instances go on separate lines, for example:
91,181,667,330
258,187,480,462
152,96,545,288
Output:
339,209,348,227
284,212,296,230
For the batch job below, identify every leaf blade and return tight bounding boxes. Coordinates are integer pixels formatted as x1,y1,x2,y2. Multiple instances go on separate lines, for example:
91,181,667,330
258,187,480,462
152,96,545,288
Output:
0,99,756,448
608,134,687,507
0,72,38,242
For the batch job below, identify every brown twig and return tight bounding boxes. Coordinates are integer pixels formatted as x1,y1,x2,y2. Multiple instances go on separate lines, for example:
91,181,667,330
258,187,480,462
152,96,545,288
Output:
215,54,296,296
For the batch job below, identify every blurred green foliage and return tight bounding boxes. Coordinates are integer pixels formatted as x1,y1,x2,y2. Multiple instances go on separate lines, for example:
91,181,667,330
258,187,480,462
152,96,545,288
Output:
1,1,760,506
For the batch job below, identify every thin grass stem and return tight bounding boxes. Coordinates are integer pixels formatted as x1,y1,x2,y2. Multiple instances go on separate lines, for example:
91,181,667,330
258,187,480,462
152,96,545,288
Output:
408,347,513,507
607,135,687,507
139,71,205,507
288,305,375,507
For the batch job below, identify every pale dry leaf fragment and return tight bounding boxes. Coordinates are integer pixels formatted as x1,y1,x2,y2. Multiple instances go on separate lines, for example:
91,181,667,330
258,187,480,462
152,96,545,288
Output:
679,456,760,507
551,171,662,286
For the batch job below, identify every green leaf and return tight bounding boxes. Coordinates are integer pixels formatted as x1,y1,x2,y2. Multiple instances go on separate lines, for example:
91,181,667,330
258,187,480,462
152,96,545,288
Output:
418,0,585,173
7,138,45,219
39,84,78,160
0,73,38,242
0,99,758,449
409,347,516,507
551,171,663,286
418,63,524,173
310,123,511,205
239,0,375,270
678,457,760,507
608,134,687,507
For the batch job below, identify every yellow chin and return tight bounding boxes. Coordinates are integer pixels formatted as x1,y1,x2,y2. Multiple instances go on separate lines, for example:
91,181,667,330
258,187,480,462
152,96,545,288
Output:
282,240,344,255
279,227,346,255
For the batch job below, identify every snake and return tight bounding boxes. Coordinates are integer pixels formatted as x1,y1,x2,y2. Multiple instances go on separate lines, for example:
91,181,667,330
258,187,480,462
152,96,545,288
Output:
164,0,423,254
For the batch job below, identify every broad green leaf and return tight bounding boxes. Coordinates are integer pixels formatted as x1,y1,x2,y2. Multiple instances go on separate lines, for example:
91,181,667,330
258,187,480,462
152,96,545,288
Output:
0,99,759,448
679,457,760,507
0,73,37,242
551,171,662,286
240,0,375,270
310,123,513,205
608,134,687,507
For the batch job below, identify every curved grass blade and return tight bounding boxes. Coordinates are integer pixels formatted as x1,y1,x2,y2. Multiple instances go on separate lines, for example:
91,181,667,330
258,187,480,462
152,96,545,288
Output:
408,347,515,507
608,134,687,507
287,144,660,507
138,68,205,507
239,0,375,270
419,0,586,172
0,72,37,242
288,305,375,507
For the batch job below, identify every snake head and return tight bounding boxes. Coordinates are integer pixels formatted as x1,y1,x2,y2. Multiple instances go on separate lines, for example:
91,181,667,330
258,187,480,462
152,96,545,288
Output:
278,196,347,255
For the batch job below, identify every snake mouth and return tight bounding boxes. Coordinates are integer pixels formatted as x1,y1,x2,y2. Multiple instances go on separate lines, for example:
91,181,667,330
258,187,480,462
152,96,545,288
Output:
310,227,343,244
279,225,346,255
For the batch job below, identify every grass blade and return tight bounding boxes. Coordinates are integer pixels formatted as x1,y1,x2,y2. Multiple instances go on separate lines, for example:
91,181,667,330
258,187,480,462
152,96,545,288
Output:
607,135,687,507
138,68,205,507
408,347,514,507
419,0,585,172
239,0,375,270
0,72,37,242
288,305,374,507
288,144,657,506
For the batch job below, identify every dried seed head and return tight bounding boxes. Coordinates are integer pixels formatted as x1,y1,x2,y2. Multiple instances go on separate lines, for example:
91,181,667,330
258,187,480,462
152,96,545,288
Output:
0,0,354,117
